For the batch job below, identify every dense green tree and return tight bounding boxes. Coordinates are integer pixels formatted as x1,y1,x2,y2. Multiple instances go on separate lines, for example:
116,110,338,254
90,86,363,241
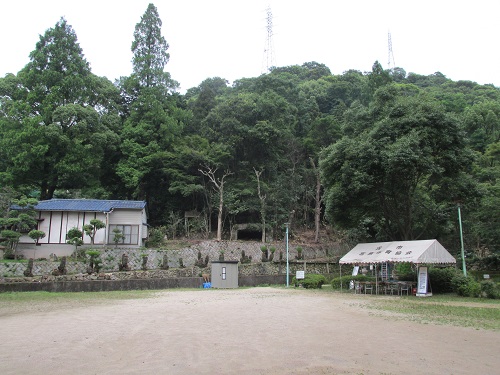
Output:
186,77,228,119
367,61,392,96
1,5,499,247
0,19,121,200
321,85,478,241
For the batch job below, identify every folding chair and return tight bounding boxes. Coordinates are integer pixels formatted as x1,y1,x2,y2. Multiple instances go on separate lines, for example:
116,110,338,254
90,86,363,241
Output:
364,282,374,294
400,282,410,296
388,283,399,296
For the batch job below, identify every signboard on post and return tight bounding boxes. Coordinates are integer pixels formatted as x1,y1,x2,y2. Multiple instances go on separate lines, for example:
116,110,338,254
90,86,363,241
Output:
296,270,305,280
417,266,430,296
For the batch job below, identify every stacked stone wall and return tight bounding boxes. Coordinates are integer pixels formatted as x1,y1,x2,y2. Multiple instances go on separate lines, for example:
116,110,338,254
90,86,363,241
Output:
0,240,342,279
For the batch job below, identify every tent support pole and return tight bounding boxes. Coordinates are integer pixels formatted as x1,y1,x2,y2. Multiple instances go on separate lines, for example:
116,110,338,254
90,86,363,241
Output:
340,264,342,292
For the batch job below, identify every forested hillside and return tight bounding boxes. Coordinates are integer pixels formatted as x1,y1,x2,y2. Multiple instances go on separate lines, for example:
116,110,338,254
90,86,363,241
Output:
1,4,498,258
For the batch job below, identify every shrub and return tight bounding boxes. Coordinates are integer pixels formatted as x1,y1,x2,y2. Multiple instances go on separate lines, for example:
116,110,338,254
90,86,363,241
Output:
293,274,326,289
480,280,500,299
394,262,416,281
146,226,168,248
295,247,303,260
451,274,481,297
468,254,500,271
86,249,102,274
428,267,457,294
330,274,374,289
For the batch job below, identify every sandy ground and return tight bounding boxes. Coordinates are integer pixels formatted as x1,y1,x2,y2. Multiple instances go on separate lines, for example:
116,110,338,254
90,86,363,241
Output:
0,287,498,375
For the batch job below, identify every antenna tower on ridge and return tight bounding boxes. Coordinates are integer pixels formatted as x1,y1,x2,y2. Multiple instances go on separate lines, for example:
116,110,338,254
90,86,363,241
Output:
388,31,396,69
262,6,276,74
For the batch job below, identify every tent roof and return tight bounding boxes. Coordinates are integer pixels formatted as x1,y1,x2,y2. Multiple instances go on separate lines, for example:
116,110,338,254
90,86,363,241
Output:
339,239,456,265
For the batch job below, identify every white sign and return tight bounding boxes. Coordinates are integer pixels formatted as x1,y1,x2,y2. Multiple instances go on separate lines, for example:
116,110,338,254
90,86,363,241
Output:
417,266,428,294
352,266,359,276
296,270,305,279
484,274,490,279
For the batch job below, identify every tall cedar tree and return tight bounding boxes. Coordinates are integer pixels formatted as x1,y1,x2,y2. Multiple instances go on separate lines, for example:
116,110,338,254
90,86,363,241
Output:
132,3,170,88
117,3,184,214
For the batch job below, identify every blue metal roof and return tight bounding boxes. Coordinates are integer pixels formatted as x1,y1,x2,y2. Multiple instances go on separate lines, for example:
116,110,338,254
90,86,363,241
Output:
34,199,146,212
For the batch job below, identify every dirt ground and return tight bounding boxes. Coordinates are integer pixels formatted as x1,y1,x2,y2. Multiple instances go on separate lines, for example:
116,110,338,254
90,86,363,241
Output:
0,287,498,375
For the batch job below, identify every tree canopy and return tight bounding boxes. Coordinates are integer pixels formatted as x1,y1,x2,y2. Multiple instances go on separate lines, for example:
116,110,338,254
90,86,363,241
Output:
0,4,499,259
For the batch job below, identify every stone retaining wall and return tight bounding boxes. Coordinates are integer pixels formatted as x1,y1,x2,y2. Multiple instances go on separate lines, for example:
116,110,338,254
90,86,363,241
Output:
1,240,341,278
0,262,339,284
0,275,288,292
0,274,340,293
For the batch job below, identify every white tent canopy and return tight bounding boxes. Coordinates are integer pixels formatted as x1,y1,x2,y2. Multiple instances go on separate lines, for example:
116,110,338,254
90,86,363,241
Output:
339,239,456,265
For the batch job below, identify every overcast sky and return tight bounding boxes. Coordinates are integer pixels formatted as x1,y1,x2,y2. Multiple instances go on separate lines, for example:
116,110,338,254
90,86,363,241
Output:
1,0,499,92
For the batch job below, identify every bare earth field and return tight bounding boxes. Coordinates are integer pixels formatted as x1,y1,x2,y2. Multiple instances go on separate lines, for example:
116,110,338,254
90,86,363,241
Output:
0,287,499,375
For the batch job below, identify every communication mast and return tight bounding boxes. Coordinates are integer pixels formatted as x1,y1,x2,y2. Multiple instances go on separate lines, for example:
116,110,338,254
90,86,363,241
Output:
388,31,396,69
261,6,276,74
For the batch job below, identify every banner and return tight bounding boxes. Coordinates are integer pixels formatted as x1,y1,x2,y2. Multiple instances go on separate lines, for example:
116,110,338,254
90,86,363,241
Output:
417,266,428,294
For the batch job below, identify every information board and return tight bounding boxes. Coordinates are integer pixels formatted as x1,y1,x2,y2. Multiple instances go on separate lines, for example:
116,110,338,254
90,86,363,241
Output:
296,270,305,279
417,266,428,294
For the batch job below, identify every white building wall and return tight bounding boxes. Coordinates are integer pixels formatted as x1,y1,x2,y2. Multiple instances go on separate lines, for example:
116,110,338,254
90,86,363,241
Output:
108,209,145,246
34,211,107,245
108,209,142,225
82,212,107,245
37,211,52,244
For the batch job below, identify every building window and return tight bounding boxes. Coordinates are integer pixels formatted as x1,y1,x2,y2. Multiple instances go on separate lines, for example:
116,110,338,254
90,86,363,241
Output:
108,225,139,245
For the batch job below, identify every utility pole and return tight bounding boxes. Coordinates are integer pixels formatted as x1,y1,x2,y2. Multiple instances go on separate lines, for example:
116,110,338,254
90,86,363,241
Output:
457,205,467,277
285,222,289,287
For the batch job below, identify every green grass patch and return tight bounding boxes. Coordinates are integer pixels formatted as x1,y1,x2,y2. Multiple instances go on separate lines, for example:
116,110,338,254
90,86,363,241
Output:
367,295,500,330
0,290,157,303
0,259,28,263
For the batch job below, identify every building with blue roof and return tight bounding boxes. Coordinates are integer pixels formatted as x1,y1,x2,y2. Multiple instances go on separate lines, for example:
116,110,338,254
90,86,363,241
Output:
18,199,148,258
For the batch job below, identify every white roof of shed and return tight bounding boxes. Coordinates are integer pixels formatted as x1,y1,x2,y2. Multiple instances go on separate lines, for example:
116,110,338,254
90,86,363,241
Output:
339,239,456,265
